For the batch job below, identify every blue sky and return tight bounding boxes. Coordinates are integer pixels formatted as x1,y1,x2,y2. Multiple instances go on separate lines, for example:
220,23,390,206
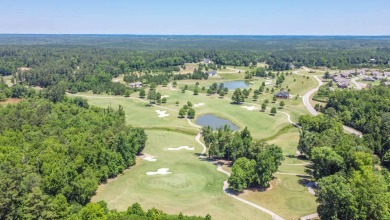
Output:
1,0,389,35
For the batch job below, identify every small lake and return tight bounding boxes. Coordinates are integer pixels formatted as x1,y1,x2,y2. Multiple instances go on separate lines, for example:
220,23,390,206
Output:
223,80,251,90
196,114,239,131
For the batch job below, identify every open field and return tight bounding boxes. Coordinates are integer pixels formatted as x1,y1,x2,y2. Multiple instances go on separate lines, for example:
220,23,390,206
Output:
92,130,271,220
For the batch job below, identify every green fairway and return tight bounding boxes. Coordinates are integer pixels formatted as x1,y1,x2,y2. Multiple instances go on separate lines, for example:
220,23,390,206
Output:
92,130,271,220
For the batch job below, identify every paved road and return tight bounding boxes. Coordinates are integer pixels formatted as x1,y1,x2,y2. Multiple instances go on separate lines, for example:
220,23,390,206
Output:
302,75,323,116
296,74,363,137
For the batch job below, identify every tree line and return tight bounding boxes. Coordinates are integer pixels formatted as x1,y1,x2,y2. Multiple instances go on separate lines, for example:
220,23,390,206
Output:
0,94,149,219
324,85,390,165
298,114,390,219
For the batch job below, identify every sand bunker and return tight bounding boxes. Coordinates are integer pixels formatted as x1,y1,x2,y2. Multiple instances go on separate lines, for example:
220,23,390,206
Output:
194,103,205,107
241,106,258,111
143,156,157,162
167,146,195,151
146,168,171,175
161,95,169,98
155,110,170,118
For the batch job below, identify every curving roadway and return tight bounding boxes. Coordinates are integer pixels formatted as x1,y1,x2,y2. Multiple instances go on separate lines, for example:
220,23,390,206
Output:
296,73,363,137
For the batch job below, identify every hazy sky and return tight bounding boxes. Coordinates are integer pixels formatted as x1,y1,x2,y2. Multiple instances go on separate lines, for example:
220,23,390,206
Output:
1,0,389,35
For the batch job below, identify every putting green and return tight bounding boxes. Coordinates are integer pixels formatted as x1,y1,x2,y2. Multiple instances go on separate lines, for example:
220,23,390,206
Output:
287,196,317,211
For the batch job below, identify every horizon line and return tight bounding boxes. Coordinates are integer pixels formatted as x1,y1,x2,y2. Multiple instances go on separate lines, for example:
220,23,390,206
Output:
1,33,390,37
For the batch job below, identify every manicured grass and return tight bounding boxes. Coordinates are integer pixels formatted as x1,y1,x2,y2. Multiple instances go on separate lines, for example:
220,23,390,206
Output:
92,130,271,220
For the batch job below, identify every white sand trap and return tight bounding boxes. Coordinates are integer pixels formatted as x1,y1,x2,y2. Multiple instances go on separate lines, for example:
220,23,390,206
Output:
161,95,169,98
265,80,273,85
167,146,195,151
241,106,258,111
143,156,157,162
155,110,170,118
146,168,171,175
194,103,205,107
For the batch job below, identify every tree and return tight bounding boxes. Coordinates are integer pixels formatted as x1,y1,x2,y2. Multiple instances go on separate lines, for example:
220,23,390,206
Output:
252,94,258,101
162,80,168,87
219,90,225,97
317,175,357,220
79,203,107,220
0,92,6,101
147,89,156,104
311,147,344,180
187,101,192,107
232,89,244,104
229,158,256,192
261,103,266,112
272,96,277,103
139,89,146,98
242,89,250,98
279,101,285,108
127,202,145,216
150,82,157,90
175,101,179,106
161,97,167,103
179,108,186,118
124,90,131,97
172,81,177,87
271,107,277,115
193,87,199,95
187,108,195,119
324,71,331,81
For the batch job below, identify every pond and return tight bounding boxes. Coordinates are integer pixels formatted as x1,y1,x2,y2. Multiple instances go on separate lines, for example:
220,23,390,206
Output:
195,114,239,131
223,80,251,90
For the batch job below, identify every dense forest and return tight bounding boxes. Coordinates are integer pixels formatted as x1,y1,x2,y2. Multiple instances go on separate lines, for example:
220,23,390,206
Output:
0,92,150,219
1,35,390,96
325,85,390,165
298,113,390,219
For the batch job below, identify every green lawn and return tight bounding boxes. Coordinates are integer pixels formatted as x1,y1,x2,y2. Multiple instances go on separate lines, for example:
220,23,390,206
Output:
92,130,271,220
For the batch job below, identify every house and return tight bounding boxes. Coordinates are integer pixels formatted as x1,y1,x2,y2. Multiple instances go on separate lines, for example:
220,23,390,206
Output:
383,82,390,87
129,82,143,88
275,91,289,99
340,72,352,78
363,77,375,82
374,75,384,80
206,70,217,76
337,81,349,88
358,69,366,75
333,74,350,88
384,72,390,78
203,58,211,64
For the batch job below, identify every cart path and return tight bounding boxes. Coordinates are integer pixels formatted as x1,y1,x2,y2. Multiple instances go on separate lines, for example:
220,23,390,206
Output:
217,165,285,220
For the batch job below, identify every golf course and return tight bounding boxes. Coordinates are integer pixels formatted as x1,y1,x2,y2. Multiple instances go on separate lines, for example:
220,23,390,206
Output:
69,65,321,220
